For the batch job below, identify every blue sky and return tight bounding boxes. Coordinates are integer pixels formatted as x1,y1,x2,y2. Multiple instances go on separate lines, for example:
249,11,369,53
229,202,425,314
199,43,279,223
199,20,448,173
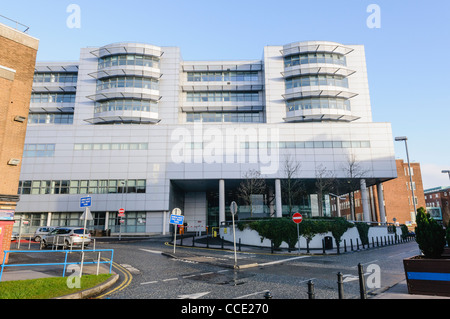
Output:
2,0,449,188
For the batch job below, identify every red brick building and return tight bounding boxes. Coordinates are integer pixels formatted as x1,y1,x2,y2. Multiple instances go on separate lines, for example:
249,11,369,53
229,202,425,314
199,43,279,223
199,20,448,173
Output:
425,186,450,227
0,21,39,264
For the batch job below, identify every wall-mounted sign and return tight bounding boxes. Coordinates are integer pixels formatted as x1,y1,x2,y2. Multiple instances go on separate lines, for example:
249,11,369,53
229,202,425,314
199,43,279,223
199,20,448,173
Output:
0,210,14,221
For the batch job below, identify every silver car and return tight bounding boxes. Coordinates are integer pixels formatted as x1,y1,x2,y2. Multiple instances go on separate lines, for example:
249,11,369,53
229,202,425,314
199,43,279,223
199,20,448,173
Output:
41,227,91,249
33,226,56,242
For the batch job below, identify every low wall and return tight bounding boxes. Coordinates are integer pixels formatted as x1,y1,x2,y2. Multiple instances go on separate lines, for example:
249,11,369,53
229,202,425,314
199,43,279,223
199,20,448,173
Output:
220,223,400,250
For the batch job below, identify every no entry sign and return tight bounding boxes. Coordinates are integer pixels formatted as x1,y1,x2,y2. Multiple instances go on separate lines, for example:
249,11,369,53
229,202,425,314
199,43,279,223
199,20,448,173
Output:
292,212,303,224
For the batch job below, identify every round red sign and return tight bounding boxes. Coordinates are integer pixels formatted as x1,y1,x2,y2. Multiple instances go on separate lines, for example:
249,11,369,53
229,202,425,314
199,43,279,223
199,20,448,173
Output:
292,213,303,224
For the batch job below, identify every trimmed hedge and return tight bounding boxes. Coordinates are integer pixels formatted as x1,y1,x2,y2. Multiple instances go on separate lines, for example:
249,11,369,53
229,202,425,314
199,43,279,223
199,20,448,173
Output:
237,217,354,249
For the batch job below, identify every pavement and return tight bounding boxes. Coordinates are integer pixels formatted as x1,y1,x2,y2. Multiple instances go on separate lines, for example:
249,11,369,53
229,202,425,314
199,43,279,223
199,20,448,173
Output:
1,235,449,300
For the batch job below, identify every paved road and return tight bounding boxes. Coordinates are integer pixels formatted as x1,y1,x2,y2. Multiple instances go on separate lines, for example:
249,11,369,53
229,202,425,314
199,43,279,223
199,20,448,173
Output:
92,237,420,300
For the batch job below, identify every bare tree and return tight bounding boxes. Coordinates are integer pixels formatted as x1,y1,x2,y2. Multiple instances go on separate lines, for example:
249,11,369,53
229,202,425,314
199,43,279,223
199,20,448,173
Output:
281,155,304,216
341,154,368,220
238,169,267,217
315,164,335,217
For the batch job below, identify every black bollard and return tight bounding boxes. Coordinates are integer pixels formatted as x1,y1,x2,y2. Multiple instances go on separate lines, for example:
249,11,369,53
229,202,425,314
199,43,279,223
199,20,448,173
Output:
337,272,345,299
206,234,209,248
356,238,359,250
372,237,375,248
358,263,367,299
264,291,272,299
344,239,347,253
322,239,325,254
308,280,315,299
239,238,241,251
180,234,183,246
350,238,354,251
221,236,224,249
192,234,195,247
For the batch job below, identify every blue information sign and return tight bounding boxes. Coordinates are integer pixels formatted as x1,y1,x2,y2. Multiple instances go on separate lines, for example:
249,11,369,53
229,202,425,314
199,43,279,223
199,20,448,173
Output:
169,214,184,225
80,197,92,208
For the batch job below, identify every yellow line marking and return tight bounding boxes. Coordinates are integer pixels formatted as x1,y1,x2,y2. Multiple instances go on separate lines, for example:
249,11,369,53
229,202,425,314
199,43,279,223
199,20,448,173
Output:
94,259,132,299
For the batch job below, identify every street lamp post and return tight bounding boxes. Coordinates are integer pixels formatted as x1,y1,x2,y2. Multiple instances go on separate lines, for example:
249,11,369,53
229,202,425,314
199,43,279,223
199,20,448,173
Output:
395,136,417,215
442,170,450,182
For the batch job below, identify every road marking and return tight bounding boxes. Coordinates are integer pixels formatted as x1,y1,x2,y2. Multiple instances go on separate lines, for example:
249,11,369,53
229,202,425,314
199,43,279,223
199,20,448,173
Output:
259,255,311,267
139,249,162,255
95,259,133,299
178,291,211,299
234,290,270,299
200,272,214,276
163,277,178,282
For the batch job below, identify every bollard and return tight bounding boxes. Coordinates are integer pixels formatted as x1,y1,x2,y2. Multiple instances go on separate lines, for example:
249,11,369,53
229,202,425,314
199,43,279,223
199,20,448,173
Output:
322,239,325,254
356,238,359,250
221,236,224,249
350,238,353,251
238,238,241,251
344,239,347,253
308,280,315,299
264,291,272,299
206,234,209,248
376,237,379,247
180,234,183,246
337,272,344,299
372,237,375,248
358,263,367,299
192,234,195,247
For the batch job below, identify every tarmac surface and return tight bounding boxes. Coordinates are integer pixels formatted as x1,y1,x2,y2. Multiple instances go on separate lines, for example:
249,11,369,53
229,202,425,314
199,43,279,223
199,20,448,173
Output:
1,235,449,300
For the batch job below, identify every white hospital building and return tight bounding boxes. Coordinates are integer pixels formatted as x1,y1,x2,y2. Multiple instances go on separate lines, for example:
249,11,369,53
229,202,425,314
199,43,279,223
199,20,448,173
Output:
14,40,397,235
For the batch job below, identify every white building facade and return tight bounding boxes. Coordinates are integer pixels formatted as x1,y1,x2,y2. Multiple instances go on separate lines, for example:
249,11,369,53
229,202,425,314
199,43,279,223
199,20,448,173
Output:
15,40,396,235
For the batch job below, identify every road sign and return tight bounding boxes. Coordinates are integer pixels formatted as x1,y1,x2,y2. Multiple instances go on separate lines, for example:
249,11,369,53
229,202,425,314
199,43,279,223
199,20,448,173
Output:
292,212,303,224
80,207,94,221
80,197,92,208
230,201,238,215
172,208,182,216
169,214,184,225
118,208,125,217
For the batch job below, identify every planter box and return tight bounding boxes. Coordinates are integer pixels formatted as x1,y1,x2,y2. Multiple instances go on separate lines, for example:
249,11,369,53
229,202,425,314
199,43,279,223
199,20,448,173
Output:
403,256,450,297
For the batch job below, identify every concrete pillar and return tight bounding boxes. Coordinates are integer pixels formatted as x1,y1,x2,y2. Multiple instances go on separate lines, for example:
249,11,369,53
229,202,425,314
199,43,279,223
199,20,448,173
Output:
275,179,282,218
360,179,371,222
46,212,52,226
377,183,386,224
219,179,225,224
105,211,109,231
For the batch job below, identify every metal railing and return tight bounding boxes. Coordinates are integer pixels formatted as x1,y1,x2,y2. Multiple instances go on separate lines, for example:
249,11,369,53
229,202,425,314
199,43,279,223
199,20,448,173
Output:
0,15,30,32
0,249,114,282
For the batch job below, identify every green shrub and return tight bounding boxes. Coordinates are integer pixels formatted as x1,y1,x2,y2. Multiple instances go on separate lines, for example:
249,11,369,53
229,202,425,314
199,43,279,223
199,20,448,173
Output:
400,224,409,240
355,222,371,246
415,207,446,258
238,217,353,250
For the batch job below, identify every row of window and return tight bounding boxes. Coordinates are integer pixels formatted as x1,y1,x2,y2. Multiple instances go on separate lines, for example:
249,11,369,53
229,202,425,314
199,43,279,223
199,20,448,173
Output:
286,98,351,112
98,54,160,70
186,112,263,123
74,143,148,151
242,140,371,149
94,99,158,114
33,72,78,84
97,76,159,91
18,179,146,195
186,92,260,102
187,71,259,82
186,140,371,150
285,74,349,89
284,52,347,68
28,113,74,125
31,93,76,103
23,144,55,157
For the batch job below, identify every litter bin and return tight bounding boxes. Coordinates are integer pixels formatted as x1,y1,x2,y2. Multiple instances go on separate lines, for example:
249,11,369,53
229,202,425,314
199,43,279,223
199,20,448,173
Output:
324,236,333,249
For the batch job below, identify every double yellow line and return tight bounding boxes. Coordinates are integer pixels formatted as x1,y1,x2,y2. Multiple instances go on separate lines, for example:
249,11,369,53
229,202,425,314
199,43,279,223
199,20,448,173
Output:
94,259,133,299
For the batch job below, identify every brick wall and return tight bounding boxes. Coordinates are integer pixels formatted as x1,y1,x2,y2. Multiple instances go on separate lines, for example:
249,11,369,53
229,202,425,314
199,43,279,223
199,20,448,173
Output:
0,221,14,264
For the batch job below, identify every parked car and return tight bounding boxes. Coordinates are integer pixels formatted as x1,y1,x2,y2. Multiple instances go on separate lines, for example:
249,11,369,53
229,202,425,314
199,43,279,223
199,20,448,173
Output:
41,227,91,249
11,232,19,241
33,226,56,242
